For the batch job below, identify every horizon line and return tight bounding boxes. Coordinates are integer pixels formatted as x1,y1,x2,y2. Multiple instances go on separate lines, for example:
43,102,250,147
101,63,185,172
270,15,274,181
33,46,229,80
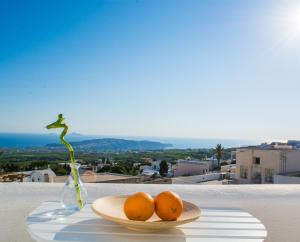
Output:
0,131,262,142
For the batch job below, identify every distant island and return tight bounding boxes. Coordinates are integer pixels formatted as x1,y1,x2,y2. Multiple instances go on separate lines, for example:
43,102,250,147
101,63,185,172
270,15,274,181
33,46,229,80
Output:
46,138,173,152
0,133,258,149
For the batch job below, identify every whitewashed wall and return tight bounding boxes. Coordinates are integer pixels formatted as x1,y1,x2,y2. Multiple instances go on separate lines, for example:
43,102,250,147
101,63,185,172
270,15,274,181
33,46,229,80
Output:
172,173,221,184
273,174,300,184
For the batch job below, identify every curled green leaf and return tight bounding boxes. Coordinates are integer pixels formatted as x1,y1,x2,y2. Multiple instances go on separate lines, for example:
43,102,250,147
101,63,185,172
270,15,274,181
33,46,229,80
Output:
46,114,65,129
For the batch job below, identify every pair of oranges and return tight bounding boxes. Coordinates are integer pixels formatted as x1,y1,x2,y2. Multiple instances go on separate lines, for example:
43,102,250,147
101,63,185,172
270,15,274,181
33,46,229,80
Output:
123,191,183,221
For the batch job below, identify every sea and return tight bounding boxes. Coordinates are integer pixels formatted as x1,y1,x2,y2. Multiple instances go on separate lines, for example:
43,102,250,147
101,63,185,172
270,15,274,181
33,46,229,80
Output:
0,133,260,149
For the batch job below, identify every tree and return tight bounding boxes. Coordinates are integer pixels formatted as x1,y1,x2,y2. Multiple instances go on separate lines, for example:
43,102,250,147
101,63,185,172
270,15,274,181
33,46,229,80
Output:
121,166,138,176
159,160,169,177
215,144,224,168
110,165,123,174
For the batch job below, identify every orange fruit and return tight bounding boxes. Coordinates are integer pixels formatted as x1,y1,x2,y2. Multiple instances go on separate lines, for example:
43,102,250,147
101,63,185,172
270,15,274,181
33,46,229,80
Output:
154,191,183,221
123,192,155,221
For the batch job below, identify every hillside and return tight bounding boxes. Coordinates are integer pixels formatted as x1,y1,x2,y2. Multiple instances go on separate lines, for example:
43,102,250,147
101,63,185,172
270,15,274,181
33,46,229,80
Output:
46,138,172,152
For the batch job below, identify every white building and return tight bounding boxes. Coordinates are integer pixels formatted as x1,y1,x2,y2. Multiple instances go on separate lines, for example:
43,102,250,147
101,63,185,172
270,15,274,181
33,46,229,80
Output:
172,173,222,184
221,164,236,173
173,159,209,177
201,157,218,170
140,169,159,177
273,172,300,184
139,160,172,177
236,147,300,184
22,168,56,183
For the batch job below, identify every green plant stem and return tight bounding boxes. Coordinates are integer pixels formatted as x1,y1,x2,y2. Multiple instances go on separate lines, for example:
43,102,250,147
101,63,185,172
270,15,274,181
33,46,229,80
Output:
46,114,83,209
60,125,83,209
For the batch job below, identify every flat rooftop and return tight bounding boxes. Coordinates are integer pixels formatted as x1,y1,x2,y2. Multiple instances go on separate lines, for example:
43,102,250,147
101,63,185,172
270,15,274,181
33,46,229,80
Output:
1,183,300,242
278,171,300,177
177,160,208,165
54,173,138,183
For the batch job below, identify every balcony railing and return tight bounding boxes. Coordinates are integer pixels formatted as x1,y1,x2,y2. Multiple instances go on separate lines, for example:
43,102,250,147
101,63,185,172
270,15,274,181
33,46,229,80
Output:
0,183,300,242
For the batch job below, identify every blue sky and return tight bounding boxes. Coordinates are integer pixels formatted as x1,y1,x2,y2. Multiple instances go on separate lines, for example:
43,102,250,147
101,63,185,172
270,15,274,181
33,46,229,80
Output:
1,0,300,141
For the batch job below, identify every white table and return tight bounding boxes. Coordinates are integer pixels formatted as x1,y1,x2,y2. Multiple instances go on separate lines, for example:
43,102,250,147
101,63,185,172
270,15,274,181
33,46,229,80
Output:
26,202,267,242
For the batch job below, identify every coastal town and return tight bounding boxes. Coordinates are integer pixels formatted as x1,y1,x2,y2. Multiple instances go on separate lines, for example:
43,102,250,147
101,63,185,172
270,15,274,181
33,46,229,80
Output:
2,140,300,185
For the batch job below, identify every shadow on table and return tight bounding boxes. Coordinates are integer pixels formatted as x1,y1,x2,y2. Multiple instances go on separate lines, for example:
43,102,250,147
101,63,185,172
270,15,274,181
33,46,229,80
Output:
54,218,187,242
27,208,77,223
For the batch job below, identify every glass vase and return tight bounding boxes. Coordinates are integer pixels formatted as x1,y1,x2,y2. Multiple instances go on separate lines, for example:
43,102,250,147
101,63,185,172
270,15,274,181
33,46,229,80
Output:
61,163,88,211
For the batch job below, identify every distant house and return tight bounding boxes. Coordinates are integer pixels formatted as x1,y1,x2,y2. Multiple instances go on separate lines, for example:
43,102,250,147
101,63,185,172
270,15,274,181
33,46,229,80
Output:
221,164,236,180
236,146,300,184
201,157,218,170
173,159,209,177
221,164,236,173
151,160,161,170
22,168,56,183
139,160,173,177
140,169,160,177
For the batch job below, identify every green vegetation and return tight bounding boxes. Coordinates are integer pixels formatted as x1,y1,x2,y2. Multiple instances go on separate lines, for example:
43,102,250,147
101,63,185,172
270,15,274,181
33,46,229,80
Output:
159,160,169,177
98,161,139,176
215,144,224,168
0,147,234,176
